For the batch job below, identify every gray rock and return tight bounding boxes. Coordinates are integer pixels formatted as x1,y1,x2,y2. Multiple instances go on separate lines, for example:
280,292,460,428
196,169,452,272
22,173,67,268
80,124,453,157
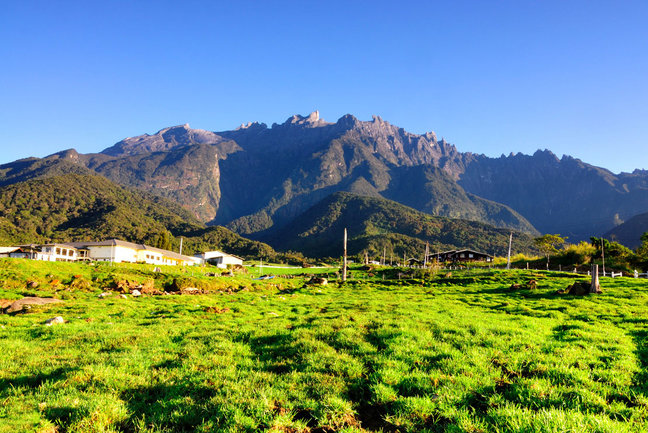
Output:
3,297,63,314
45,316,64,326
131,289,142,297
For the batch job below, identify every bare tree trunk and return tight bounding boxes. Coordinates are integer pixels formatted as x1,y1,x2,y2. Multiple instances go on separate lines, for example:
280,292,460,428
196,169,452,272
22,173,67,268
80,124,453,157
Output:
590,264,601,293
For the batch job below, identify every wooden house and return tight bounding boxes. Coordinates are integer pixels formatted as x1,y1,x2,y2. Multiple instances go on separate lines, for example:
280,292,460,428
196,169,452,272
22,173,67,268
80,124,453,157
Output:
431,249,493,263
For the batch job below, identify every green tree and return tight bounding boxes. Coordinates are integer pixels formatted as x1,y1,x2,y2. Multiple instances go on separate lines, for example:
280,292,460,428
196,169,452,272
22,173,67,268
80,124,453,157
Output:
534,234,566,269
155,230,174,251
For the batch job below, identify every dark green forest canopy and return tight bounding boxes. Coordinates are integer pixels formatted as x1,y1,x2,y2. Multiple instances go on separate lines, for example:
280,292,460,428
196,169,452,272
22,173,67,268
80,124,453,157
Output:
266,192,538,258
0,174,274,258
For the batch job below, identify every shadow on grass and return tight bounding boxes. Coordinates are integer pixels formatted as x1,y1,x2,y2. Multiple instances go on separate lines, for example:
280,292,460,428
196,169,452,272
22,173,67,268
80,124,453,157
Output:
43,406,89,433
0,366,78,391
240,332,309,374
631,328,648,398
117,383,231,433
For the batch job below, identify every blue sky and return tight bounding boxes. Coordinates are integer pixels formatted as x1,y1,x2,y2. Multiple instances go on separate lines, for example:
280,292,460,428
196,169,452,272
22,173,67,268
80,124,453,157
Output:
1,0,647,173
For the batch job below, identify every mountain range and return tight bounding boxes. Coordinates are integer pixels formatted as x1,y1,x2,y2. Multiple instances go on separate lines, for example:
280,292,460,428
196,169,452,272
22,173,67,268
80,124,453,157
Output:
2,111,648,251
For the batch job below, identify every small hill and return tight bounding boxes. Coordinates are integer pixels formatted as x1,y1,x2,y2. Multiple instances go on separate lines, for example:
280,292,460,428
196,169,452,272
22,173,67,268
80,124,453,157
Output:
0,173,274,258
0,150,93,187
265,192,537,258
604,212,648,249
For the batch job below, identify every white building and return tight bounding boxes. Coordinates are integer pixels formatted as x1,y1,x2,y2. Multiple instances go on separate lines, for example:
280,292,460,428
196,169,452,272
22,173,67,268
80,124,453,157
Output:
194,250,244,268
66,240,198,266
5,244,86,262
1,239,198,266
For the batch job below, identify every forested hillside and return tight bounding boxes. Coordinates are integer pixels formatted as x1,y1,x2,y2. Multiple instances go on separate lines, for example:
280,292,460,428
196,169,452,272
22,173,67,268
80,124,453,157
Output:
0,174,274,258
266,192,537,258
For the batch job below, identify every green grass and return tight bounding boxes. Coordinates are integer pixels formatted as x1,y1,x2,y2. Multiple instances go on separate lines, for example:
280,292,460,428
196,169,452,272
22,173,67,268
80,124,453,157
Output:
244,263,340,277
0,259,647,432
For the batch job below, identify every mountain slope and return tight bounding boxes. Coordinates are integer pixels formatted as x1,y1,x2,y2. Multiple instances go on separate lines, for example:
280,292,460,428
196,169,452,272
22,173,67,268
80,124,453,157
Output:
0,150,93,187
457,151,648,240
604,212,648,249
215,114,536,234
265,192,537,258
4,112,648,241
0,173,274,258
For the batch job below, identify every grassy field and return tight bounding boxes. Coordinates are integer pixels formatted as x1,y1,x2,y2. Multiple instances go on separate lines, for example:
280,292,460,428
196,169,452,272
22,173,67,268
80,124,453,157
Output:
0,259,647,432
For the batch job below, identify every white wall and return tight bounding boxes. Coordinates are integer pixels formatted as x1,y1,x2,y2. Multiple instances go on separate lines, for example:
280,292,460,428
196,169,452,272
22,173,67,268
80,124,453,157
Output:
88,245,138,263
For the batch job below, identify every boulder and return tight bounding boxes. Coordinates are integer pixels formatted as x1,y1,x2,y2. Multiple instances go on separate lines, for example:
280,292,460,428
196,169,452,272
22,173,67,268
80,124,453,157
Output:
3,297,63,314
558,281,592,296
181,287,201,295
45,316,64,326
307,277,328,285
131,289,142,297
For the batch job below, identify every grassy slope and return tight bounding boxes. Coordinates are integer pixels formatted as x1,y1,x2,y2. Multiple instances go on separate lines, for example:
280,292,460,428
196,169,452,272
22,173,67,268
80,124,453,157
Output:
0,259,646,432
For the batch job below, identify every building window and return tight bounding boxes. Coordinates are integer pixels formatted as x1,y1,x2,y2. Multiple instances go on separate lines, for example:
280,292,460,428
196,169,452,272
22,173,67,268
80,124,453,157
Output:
56,248,61,255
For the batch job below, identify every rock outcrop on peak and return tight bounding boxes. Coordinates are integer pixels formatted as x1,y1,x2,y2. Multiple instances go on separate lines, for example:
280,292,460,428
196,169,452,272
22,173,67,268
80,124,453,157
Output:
279,111,330,128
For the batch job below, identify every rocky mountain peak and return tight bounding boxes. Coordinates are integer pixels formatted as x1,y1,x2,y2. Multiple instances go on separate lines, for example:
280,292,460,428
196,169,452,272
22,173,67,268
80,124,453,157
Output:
335,114,360,129
49,149,81,161
277,111,330,128
236,121,267,131
101,124,226,157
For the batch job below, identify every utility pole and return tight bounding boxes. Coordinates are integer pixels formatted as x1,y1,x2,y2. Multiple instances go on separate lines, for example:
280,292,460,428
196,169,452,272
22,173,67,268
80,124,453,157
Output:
382,246,386,266
506,232,512,270
423,242,429,267
342,228,347,282
601,237,605,276
179,237,184,255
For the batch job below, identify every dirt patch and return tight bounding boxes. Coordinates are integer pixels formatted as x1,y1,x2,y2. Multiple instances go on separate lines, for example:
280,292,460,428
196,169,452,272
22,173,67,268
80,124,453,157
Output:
204,306,230,314
556,281,600,295
509,279,537,291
